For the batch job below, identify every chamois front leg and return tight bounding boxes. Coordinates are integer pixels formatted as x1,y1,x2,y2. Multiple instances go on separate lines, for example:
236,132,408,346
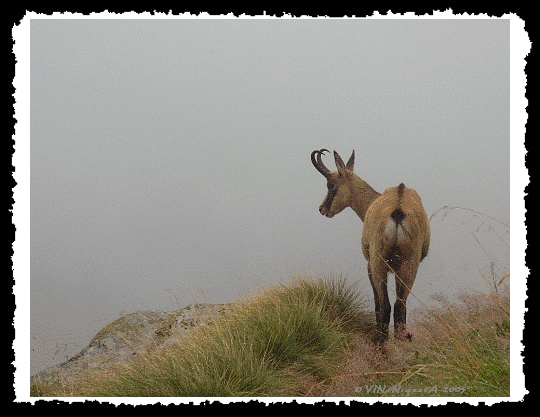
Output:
368,263,390,344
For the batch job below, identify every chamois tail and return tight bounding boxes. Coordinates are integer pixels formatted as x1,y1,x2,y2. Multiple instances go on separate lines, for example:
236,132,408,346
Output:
390,183,406,225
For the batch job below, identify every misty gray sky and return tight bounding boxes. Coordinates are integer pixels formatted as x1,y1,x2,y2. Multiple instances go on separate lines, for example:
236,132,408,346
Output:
27,17,511,375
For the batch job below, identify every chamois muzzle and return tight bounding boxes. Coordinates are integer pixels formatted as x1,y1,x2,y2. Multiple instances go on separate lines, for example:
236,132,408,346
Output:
311,148,331,178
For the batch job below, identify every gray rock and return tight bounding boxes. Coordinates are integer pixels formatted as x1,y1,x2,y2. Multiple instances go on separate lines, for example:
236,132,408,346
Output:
31,303,233,387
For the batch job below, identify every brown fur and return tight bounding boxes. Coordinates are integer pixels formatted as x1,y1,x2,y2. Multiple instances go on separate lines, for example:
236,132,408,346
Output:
312,149,430,342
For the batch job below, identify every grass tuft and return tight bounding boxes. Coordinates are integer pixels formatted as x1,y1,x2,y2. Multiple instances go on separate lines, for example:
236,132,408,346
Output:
32,273,372,397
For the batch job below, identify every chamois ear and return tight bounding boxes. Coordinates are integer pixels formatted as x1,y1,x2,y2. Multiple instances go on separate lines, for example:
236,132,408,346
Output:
346,150,355,171
334,151,347,176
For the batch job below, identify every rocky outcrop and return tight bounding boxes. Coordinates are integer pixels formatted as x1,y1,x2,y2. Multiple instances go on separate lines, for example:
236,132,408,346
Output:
30,303,233,387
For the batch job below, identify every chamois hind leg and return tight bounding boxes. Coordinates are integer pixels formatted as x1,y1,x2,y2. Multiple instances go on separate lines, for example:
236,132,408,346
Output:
368,261,390,343
393,260,420,340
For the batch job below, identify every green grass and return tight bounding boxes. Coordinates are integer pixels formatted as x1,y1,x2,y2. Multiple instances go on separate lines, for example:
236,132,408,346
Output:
31,271,510,398
31,273,372,397
407,287,510,397
312,276,510,397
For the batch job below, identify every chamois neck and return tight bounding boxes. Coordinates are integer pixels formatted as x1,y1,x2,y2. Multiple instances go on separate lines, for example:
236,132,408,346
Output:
349,175,381,222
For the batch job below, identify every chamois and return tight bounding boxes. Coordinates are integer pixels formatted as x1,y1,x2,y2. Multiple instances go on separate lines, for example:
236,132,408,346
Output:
311,149,430,342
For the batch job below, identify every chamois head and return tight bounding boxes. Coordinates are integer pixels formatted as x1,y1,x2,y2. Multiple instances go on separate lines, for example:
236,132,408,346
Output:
311,149,357,218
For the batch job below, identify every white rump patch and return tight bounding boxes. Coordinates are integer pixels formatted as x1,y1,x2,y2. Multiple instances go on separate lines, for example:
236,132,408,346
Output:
385,217,410,245
384,218,397,243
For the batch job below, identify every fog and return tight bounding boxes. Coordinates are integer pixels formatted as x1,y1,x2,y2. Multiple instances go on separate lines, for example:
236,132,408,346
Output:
27,17,511,375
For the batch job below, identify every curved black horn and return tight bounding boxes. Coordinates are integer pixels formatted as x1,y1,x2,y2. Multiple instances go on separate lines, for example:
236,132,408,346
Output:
311,148,331,178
